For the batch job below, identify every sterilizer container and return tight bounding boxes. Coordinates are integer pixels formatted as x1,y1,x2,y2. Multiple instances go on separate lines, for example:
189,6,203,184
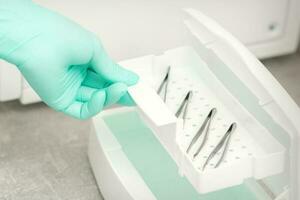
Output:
88,9,300,200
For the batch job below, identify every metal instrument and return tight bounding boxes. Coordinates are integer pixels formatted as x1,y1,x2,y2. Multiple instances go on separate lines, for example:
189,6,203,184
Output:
157,66,171,102
186,108,217,154
175,91,193,127
193,108,217,158
202,122,237,170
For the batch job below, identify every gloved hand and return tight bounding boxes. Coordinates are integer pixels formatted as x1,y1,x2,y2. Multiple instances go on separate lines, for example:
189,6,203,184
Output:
0,0,138,119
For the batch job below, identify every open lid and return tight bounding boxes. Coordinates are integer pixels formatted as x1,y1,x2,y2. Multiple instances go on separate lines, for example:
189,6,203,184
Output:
181,10,300,196
183,9,300,137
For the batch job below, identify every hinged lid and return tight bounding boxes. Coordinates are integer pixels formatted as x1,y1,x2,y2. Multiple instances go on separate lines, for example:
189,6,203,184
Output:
183,9,300,136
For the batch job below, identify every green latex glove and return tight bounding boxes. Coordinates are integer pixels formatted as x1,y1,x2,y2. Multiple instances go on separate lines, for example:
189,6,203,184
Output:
0,0,139,119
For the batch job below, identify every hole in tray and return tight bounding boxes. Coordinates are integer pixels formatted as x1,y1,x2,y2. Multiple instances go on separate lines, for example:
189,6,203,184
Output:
199,114,203,117
235,157,240,160
193,107,198,111
248,153,253,156
210,145,215,148
242,145,246,149
229,149,234,152
199,97,204,100
185,134,190,137
172,81,176,84
205,104,210,107
223,160,227,163
203,156,208,159
192,124,197,127
210,163,214,167
210,127,216,131
217,117,221,121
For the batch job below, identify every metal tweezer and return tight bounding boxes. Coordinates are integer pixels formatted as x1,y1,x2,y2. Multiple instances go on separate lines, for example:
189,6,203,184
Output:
202,122,237,170
186,108,217,154
175,91,193,127
193,108,217,159
157,66,171,102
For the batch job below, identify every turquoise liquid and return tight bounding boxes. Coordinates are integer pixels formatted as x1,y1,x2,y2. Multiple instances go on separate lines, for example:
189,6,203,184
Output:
103,111,258,200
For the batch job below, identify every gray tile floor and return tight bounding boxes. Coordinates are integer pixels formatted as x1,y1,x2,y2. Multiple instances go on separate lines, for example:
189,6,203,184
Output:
0,49,299,200
0,103,103,200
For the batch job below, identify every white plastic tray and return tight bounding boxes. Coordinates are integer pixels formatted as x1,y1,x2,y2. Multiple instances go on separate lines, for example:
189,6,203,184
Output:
124,46,285,193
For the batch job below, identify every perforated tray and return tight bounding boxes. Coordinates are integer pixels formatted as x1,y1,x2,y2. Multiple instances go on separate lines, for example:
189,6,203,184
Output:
124,46,285,193
163,67,261,170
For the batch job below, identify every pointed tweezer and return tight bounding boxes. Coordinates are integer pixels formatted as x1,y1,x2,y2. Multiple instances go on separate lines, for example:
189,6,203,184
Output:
186,108,217,154
157,66,171,102
175,91,193,124
202,122,237,170
193,108,217,158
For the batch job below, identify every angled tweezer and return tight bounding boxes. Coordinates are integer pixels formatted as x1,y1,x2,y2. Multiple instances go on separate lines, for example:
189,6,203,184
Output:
202,122,237,170
186,108,217,155
175,90,193,127
157,66,171,102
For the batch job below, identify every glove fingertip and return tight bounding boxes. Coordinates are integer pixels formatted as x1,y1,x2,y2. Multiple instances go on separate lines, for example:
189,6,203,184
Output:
81,91,106,119
125,70,139,86
104,83,128,107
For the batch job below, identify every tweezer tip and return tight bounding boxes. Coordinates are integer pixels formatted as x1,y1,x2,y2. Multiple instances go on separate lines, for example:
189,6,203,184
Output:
165,66,171,76
209,107,217,117
191,156,195,162
187,90,193,96
228,122,237,131
192,154,197,160
181,90,192,104
186,146,191,154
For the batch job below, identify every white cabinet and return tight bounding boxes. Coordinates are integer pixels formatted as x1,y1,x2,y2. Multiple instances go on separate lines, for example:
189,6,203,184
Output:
0,61,21,101
35,0,300,59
